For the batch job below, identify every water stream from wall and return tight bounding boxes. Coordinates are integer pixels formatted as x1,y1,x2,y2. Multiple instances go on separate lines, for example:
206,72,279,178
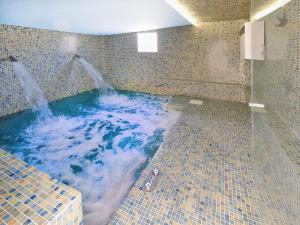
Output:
12,62,53,119
78,58,115,95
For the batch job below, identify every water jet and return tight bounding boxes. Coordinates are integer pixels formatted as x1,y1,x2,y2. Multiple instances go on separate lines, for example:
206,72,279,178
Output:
71,54,115,95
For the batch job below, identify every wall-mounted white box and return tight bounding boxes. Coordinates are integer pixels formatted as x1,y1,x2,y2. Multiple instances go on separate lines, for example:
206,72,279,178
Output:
240,21,265,60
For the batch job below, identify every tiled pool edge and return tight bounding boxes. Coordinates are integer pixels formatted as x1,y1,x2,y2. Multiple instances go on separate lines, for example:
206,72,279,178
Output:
108,97,189,224
110,98,292,225
0,149,83,225
106,96,187,224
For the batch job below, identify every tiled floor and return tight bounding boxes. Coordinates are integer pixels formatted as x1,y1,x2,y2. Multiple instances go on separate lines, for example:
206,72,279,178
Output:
110,98,292,225
0,150,82,225
252,111,300,224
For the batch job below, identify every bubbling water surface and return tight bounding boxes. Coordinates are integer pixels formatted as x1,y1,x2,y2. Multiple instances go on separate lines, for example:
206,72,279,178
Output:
0,91,180,224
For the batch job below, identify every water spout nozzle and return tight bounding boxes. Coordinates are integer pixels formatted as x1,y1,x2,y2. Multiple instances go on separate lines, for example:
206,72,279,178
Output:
73,54,80,59
0,56,18,62
9,56,18,62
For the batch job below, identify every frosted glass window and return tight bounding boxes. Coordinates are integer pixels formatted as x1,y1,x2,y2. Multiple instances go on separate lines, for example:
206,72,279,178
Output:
137,33,158,52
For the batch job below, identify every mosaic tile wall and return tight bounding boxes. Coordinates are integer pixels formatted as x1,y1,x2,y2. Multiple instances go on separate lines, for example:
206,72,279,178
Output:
0,24,106,117
0,149,82,225
104,21,251,103
1,20,250,117
176,0,250,22
251,0,300,223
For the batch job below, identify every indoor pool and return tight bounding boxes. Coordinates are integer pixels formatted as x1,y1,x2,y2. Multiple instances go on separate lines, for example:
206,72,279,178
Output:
0,90,180,224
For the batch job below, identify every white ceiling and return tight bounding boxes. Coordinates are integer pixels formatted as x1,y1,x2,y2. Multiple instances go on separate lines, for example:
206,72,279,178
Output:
0,0,190,35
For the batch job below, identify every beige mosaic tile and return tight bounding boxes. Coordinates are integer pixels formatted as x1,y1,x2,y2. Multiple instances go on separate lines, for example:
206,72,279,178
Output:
1,20,250,118
104,21,251,103
175,0,250,22
0,149,82,225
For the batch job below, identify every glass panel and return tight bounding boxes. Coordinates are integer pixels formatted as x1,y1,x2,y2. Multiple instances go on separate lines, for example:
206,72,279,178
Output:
251,0,299,223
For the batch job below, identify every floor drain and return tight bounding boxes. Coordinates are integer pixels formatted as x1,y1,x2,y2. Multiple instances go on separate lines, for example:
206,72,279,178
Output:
189,99,203,105
141,168,160,192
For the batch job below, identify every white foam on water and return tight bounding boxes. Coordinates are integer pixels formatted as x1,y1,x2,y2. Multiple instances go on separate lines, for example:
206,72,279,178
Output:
83,150,146,224
16,93,180,225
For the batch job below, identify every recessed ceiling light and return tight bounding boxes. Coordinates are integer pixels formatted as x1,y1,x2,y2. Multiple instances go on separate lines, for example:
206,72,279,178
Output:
163,0,198,26
253,0,291,20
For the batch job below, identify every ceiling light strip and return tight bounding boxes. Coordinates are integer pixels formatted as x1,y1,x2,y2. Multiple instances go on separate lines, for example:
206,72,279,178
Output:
163,0,198,26
253,0,292,21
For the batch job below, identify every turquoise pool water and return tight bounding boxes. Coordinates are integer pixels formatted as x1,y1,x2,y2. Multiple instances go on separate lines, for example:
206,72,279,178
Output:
0,90,179,224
